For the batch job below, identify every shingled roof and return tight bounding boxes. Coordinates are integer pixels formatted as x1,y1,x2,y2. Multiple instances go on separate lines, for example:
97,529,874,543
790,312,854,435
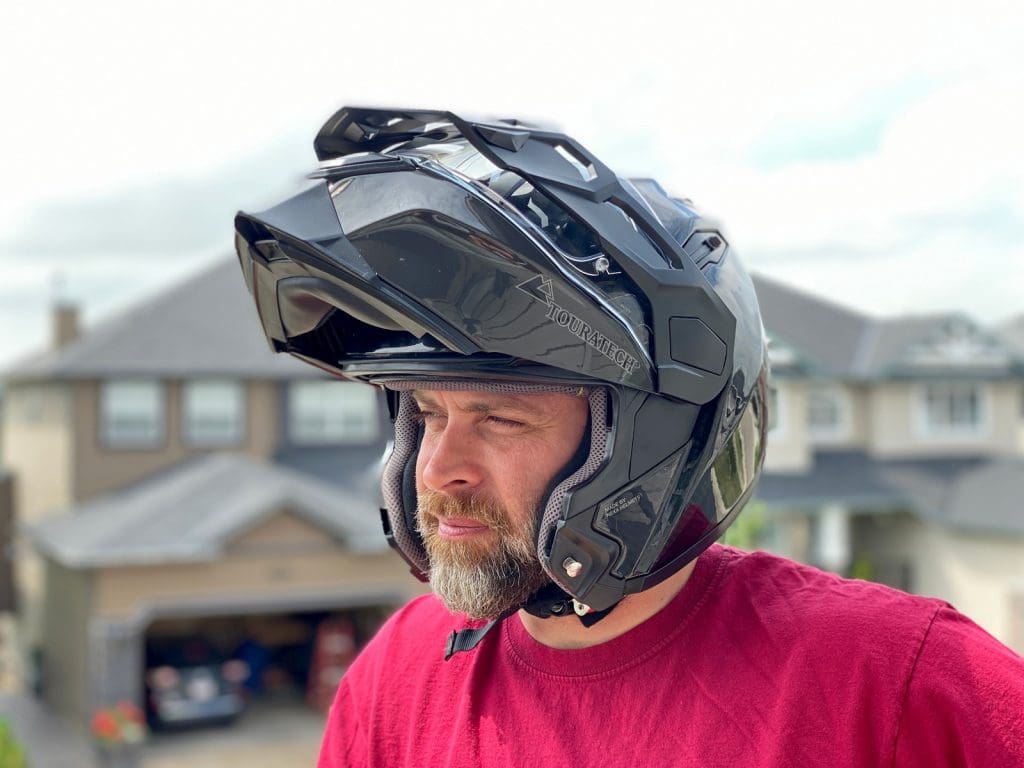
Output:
751,274,1021,379
28,452,384,568
3,258,1017,384
4,259,316,381
759,450,1024,536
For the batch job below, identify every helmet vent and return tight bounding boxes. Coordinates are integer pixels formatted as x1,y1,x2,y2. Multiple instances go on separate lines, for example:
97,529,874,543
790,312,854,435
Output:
553,143,597,182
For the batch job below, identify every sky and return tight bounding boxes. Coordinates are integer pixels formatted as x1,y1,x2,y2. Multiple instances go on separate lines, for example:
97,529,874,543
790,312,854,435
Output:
1,0,1022,366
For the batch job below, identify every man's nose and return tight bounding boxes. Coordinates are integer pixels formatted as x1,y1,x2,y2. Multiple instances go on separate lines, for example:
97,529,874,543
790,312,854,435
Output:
417,421,485,493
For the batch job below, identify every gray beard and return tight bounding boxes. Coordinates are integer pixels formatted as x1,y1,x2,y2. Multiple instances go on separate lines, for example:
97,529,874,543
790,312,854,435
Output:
416,488,551,620
426,542,550,620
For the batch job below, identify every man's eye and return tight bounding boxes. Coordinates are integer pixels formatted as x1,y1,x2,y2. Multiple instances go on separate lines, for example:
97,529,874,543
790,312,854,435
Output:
410,409,443,424
487,415,525,429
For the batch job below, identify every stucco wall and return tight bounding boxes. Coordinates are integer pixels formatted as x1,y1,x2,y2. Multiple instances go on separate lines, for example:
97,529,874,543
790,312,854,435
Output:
1,383,75,649
910,523,1024,653
867,380,1021,458
42,560,93,722
94,548,422,622
763,380,810,473
1,383,73,521
73,379,282,501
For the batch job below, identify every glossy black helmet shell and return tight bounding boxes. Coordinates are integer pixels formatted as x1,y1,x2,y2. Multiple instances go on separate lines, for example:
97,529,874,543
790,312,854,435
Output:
234,106,769,611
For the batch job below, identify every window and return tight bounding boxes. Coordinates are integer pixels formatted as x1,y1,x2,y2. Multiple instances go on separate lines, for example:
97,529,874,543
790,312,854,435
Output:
288,381,379,444
767,384,785,437
100,381,164,447
806,386,848,440
183,380,245,446
920,382,986,436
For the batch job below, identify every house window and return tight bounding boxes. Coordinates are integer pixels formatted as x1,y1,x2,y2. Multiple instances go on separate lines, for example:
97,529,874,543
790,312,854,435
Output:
288,380,379,444
768,387,778,431
100,381,164,447
920,383,985,435
183,380,245,446
807,386,847,440
767,384,785,437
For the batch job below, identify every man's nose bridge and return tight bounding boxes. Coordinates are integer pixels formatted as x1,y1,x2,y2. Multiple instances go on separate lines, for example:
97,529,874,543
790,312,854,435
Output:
422,416,480,487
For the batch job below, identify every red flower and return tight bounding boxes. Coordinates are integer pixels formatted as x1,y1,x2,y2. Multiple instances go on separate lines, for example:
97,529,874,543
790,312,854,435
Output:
92,711,120,740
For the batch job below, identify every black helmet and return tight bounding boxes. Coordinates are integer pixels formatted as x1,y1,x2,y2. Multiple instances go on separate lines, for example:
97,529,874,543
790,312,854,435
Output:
234,106,768,619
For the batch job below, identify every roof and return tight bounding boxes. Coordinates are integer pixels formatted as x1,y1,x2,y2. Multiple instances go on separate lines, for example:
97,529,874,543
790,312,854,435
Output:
752,273,870,378
758,450,1024,536
3,258,318,381
752,274,1022,379
3,257,1018,383
28,453,385,568
998,314,1024,356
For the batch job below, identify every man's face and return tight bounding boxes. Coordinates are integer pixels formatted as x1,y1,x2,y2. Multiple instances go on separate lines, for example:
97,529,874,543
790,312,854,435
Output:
412,389,590,619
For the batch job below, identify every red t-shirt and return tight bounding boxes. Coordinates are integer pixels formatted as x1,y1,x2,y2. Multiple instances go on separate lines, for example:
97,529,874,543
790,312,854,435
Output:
319,545,1024,767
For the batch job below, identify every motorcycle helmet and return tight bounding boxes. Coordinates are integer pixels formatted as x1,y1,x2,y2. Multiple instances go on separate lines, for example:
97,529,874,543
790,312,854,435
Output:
234,106,768,640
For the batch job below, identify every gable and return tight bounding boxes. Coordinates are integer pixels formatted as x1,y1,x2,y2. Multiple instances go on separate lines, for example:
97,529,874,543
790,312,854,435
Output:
226,508,341,554
898,317,1014,373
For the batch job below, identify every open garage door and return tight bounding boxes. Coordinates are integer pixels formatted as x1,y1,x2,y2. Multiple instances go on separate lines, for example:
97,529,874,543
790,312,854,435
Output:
142,605,392,732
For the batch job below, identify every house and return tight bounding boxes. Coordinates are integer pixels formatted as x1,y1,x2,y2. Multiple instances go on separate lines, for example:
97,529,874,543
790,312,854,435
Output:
2,257,1022,730
0,259,424,726
754,273,1024,652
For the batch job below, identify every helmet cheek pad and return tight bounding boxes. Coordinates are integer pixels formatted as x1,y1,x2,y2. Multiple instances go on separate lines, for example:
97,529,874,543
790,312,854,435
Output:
378,381,609,589
536,387,609,592
381,389,430,576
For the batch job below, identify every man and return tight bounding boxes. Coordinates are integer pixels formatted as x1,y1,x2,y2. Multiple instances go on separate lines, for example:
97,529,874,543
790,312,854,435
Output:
235,107,1024,766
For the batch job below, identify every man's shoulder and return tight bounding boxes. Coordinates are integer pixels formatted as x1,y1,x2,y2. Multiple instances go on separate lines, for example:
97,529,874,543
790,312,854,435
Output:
710,545,947,643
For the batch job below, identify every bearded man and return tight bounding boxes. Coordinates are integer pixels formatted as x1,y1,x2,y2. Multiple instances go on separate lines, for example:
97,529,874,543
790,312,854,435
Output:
235,107,1024,767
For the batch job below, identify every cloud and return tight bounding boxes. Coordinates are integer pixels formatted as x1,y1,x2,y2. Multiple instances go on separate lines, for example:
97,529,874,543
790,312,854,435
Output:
0,136,312,260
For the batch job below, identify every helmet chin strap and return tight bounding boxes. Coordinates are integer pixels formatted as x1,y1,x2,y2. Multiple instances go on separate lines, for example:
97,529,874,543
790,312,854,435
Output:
444,582,618,660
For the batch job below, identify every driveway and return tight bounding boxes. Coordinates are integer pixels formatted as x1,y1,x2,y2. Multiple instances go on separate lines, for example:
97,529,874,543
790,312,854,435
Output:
141,693,326,768
0,692,99,768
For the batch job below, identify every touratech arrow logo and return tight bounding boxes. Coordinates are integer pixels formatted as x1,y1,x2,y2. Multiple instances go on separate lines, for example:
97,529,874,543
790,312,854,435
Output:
517,274,641,375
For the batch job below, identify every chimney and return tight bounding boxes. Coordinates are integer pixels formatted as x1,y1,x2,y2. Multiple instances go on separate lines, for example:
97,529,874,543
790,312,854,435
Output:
52,302,80,350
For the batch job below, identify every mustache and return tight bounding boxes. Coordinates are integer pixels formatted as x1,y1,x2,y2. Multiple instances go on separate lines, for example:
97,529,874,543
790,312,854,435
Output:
417,488,511,532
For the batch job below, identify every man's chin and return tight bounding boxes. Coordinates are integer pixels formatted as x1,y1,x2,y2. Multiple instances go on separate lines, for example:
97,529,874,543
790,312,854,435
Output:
427,557,549,620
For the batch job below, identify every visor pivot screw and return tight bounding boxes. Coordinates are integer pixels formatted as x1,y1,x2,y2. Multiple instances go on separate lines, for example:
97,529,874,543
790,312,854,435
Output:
594,256,611,274
562,557,583,578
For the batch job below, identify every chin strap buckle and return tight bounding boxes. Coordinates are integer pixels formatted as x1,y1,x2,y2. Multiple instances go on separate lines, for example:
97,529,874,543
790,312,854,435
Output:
444,619,501,661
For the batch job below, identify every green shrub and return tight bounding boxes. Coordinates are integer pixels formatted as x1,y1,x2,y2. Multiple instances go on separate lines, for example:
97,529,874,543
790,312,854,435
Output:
0,720,28,768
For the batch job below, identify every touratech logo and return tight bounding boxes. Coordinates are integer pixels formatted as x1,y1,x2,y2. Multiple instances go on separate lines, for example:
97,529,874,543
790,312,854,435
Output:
516,274,641,375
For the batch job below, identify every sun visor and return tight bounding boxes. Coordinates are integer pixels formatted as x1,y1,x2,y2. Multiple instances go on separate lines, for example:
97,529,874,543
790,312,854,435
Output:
236,165,658,392
251,182,348,247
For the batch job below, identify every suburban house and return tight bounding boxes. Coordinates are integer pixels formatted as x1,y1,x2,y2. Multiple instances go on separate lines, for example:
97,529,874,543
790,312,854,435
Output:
0,259,424,728
754,274,1024,652
0,257,1022,733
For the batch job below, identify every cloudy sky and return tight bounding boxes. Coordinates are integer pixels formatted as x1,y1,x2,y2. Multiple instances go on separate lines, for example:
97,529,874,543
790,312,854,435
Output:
1,0,1021,365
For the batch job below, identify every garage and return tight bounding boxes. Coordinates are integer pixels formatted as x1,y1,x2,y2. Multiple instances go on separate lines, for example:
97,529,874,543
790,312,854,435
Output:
28,454,425,736
141,606,391,731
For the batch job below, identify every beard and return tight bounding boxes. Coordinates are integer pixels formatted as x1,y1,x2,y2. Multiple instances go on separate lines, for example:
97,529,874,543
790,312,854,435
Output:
416,488,550,620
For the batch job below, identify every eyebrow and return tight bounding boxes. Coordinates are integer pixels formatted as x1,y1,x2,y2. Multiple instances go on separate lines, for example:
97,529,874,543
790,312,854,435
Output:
410,390,535,415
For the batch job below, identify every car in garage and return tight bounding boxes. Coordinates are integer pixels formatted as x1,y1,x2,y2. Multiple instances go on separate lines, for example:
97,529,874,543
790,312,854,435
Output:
144,636,249,729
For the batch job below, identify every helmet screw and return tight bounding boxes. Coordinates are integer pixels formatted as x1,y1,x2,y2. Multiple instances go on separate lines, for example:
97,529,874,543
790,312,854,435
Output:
594,256,610,274
562,557,583,578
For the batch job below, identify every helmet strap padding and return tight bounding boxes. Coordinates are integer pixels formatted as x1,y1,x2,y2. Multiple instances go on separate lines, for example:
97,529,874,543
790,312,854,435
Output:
536,388,610,592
